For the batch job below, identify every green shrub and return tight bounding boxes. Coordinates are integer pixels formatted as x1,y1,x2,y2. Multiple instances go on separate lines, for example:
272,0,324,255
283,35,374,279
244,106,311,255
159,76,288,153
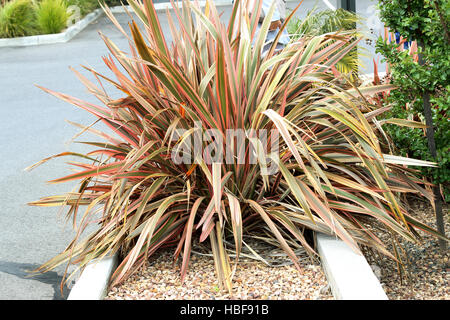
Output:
376,0,450,202
382,90,450,201
36,0,69,34
0,0,38,38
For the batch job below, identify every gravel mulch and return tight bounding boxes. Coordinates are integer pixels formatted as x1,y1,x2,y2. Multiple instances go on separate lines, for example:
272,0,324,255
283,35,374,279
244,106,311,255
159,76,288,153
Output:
105,240,333,300
364,200,449,300
105,199,448,300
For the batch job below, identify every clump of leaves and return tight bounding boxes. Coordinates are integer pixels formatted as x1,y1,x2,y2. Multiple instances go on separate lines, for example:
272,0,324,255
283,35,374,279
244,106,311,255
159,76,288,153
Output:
29,0,447,292
287,8,362,77
288,8,360,36
0,0,38,38
36,0,69,34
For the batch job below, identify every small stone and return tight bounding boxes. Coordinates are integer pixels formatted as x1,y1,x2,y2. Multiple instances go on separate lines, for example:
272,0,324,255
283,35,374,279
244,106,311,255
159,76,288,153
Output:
370,264,382,280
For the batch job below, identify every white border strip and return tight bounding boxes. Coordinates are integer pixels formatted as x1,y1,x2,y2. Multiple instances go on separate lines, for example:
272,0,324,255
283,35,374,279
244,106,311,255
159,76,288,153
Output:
0,8,103,47
316,233,388,300
67,254,118,300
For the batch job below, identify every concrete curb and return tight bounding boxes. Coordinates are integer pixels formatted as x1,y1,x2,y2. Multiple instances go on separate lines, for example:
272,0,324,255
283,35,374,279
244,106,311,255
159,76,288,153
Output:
0,8,103,47
67,253,118,300
316,233,388,300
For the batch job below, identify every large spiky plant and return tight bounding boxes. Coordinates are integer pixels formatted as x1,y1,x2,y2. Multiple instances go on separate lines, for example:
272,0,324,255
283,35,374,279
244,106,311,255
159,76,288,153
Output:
28,0,447,292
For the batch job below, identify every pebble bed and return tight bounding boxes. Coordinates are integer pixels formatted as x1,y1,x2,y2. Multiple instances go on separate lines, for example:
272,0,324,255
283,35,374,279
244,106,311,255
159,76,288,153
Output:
106,200,448,300
106,244,333,300
364,200,449,300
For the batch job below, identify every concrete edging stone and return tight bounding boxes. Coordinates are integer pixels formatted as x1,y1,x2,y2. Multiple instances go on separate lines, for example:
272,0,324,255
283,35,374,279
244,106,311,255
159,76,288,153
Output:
67,254,118,300
316,233,388,300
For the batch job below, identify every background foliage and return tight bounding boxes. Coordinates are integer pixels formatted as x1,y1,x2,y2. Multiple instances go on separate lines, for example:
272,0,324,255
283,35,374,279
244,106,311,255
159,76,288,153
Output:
0,0,124,37
66,0,99,17
287,8,361,77
66,0,125,18
376,0,450,201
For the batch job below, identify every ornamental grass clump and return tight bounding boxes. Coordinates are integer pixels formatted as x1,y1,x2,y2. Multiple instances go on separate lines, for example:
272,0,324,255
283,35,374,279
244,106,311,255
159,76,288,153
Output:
36,0,69,34
28,0,448,292
0,0,38,38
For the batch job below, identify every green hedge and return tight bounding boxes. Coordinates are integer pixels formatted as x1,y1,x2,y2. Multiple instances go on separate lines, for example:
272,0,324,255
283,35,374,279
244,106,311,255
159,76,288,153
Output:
376,0,450,201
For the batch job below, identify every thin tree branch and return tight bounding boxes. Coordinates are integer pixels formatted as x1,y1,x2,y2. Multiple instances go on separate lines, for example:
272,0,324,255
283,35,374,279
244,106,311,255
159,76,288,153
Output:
433,0,450,45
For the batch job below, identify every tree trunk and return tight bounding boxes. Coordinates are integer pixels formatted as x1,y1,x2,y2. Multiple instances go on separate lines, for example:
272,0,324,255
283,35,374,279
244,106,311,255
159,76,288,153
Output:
418,42,447,251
